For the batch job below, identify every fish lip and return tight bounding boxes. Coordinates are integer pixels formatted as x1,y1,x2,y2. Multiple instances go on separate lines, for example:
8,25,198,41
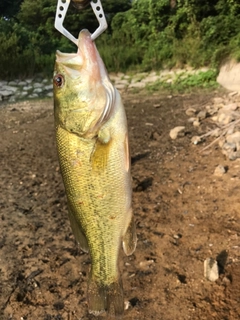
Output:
56,50,79,64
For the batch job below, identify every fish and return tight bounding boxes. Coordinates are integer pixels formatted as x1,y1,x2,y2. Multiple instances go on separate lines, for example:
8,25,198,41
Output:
53,29,137,317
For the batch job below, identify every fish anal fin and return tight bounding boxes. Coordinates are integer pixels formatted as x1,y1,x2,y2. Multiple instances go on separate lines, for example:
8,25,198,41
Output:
68,206,89,253
88,277,124,318
122,213,137,256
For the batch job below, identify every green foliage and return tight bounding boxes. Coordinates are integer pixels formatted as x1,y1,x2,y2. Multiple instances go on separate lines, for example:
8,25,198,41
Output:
1,0,240,79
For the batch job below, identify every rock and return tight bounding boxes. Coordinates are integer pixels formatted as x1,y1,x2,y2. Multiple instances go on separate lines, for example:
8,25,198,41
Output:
226,131,240,145
2,85,18,93
229,91,238,97
218,137,226,148
128,82,145,89
8,81,18,86
211,115,219,122
23,85,32,91
226,126,235,136
33,82,42,88
0,80,7,86
33,88,43,94
222,103,238,111
20,91,29,97
193,120,200,127
204,258,219,281
206,105,219,115
151,131,161,141
0,90,13,97
18,81,27,86
29,93,39,99
214,165,227,176
217,60,240,91
217,113,234,125
44,84,53,91
213,97,224,104
169,126,185,139
115,84,127,90
197,110,207,120
222,142,236,152
228,150,240,161
191,136,202,145
139,260,154,269
185,107,197,116
46,92,53,98
211,128,221,137
187,117,197,123
9,96,16,103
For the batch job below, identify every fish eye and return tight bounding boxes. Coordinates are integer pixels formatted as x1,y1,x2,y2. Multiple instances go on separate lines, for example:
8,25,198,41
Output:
54,74,64,88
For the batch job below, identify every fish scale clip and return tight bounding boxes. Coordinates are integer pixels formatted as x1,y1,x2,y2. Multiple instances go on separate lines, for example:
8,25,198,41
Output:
54,0,108,45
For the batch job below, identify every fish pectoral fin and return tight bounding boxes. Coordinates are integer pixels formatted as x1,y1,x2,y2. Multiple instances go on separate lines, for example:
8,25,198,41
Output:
68,206,89,253
122,213,137,256
90,131,111,172
88,277,124,317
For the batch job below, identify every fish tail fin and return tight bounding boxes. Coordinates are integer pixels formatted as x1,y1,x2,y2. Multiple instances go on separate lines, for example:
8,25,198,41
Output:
88,276,124,318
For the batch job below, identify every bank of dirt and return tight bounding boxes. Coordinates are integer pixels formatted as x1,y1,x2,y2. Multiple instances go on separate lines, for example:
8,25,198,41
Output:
1,92,240,320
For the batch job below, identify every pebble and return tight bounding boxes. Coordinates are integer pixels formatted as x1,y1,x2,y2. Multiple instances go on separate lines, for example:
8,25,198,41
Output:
226,131,240,145
191,136,202,145
218,113,234,125
204,258,219,282
169,126,185,139
214,165,227,176
222,142,236,152
185,107,197,116
218,138,226,148
33,88,43,94
187,117,196,123
211,128,221,137
197,110,207,120
213,97,224,104
222,103,238,111
193,120,200,127
33,82,42,88
139,260,154,269
228,150,240,161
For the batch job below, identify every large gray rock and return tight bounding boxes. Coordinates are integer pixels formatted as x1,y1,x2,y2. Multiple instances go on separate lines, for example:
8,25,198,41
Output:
33,88,43,94
217,60,240,92
8,81,18,86
33,82,42,88
18,81,27,86
44,84,53,91
0,90,12,97
2,85,18,93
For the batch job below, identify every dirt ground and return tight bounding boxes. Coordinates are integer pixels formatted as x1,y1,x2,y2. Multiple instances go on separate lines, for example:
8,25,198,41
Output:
1,91,240,320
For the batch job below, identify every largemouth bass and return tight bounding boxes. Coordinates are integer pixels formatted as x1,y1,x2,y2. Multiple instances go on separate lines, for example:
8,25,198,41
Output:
53,29,137,317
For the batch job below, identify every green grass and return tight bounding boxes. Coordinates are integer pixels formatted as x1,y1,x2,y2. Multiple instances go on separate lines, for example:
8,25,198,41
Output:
146,69,219,93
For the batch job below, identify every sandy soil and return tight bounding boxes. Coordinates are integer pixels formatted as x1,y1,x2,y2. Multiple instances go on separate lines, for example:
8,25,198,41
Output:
1,92,240,320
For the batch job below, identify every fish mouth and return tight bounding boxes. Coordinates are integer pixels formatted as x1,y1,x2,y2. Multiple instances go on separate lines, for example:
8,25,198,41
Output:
55,30,92,67
56,51,83,67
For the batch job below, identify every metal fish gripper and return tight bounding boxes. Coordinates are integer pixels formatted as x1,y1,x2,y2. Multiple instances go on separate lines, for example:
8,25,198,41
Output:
54,0,108,45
